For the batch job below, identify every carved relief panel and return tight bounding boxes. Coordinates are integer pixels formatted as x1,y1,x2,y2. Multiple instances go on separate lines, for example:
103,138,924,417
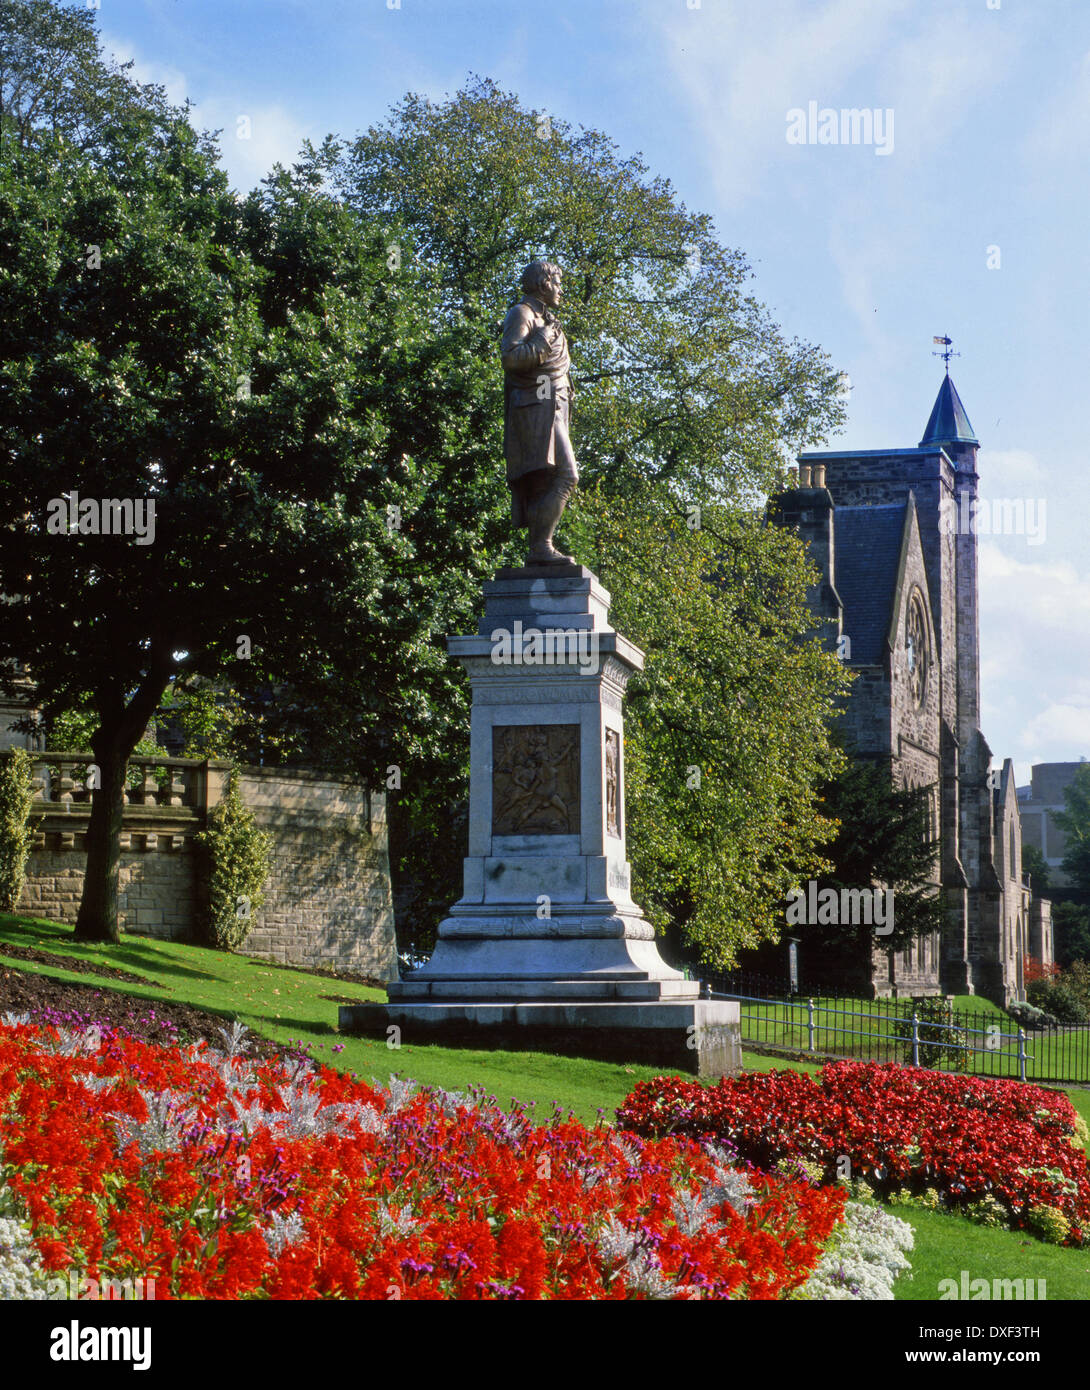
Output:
604,728,621,838
492,725,581,835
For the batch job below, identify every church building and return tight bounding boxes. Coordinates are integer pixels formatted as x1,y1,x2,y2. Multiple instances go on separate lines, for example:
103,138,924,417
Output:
767,371,1052,1005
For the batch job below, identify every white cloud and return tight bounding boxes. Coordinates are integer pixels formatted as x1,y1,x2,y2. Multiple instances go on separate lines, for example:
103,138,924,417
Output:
975,447,1046,495
101,33,309,190
1019,45,1090,168
648,0,910,205
191,99,310,190
979,543,1090,778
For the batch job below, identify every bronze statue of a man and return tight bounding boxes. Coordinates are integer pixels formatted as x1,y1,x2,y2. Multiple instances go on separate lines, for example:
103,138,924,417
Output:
500,261,578,564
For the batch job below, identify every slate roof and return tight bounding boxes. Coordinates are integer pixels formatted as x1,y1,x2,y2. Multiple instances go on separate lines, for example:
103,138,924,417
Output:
833,503,907,665
920,374,978,446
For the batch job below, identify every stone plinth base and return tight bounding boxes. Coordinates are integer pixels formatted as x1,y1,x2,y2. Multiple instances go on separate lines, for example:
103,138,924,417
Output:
338,997,742,1077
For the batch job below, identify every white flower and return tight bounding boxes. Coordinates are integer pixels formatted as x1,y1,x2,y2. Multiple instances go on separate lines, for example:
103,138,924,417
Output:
0,1198,65,1301
801,1202,915,1301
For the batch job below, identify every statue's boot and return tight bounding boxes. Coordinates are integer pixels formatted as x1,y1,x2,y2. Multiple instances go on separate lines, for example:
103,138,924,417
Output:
526,477,575,564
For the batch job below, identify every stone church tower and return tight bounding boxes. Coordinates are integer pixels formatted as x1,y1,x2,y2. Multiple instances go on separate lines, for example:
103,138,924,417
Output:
768,373,1051,1004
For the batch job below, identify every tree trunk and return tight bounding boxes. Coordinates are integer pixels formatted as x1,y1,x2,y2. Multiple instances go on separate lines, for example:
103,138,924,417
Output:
73,655,173,943
74,728,129,943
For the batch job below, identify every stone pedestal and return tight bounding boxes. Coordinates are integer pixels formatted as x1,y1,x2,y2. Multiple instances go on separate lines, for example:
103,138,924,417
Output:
340,563,740,1076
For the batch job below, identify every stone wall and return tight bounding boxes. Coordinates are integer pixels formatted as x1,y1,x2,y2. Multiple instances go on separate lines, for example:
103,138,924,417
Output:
235,767,396,979
15,755,397,979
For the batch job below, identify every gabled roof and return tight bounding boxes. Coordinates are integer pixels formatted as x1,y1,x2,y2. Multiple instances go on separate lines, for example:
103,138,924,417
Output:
832,503,907,665
886,493,932,658
920,374,978,446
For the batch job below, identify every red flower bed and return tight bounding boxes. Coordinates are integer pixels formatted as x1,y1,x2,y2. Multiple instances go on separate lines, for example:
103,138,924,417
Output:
0,1020,844,1299
617,1061,1090,1246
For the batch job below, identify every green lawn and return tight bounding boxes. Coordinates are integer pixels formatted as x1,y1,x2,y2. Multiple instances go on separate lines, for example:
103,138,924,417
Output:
2,910,1089,1300
0,913,666,1121
883,1204,1090,1301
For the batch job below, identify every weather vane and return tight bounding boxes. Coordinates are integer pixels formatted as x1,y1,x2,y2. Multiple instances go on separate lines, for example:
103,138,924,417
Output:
932,334,960,374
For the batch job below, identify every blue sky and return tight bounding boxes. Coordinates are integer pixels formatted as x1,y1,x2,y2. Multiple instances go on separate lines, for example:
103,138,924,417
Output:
98,0,1090,781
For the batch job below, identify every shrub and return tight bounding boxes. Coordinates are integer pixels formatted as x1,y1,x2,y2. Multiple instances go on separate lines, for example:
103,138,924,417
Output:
1024,956,1060,985
1026,1205,1070,1246
905,996,965,1070
617,1061,1090,1246
194,770,271,951
0,749,35,911
1008,1001,1055,1030
1027,974,1090,1024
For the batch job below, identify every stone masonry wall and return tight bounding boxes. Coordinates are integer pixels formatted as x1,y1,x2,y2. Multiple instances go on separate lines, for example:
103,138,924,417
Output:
16,757,396,979
236,767,397,980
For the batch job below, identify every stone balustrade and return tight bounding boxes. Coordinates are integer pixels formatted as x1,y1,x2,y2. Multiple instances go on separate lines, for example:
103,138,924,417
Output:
16,756,397,978
30,753,207,810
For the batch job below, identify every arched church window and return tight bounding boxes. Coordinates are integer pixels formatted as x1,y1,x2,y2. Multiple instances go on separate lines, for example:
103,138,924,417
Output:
905,591,929,709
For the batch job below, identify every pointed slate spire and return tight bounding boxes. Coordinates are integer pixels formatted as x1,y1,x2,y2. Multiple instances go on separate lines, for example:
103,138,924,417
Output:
920,374,978,447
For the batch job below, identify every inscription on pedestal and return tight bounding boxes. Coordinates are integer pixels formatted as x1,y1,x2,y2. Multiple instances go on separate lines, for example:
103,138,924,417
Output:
492,725,580,835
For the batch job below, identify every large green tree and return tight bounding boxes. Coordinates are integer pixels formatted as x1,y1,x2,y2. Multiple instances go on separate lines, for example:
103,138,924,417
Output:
0,108,504,940
325,79,850,956
333,78,844,506
1056,764,1090,900
0,0,172,151
566,483,849,966
1051,765,1090,966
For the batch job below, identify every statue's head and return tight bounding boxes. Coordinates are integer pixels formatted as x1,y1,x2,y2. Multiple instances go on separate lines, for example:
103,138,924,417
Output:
521,260,562,308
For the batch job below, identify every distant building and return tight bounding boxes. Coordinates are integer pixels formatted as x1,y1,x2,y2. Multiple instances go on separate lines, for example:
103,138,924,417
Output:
1018,761,1088,890
766,373,1051,1005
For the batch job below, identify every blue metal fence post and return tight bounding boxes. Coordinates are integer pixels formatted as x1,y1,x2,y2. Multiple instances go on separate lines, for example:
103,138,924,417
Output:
807,998,815,1053
911,1010,920,1067
1018,1028,1027,1083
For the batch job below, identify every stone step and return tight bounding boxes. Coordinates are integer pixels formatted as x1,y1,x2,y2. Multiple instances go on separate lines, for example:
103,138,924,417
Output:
389,976,701,1003
338,997,742,1076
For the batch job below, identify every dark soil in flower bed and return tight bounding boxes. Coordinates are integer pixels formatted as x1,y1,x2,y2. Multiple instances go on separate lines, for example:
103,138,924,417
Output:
0,965,299,1060
0,941,158,986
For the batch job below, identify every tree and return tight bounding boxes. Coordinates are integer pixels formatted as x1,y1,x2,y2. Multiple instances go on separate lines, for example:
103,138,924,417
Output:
1021,843,1050,896
0,117,504,940
0,0,173,152
785,757,945,987
0,747,34,909
331,76,844,508
1056,764,1090,901
1052,901,1090,970
194,769,271,952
